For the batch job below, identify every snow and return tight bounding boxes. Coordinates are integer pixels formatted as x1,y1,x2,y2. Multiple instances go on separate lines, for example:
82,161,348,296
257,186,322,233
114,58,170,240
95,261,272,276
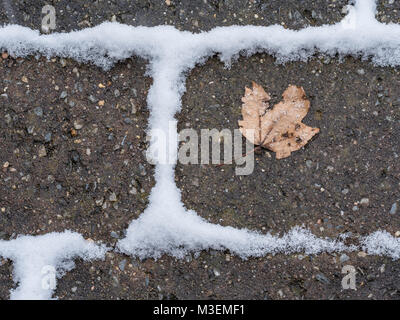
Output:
0,231,107,300
362,231,400,260
0,0,400,299
1,1,400,69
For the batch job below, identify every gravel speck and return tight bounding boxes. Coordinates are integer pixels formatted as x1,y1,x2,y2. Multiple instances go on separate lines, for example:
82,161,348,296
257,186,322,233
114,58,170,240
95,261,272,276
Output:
390,202,398,215
88,95,98,103
38,145,47,158
119,259,127,271
109,192,117,202
73,120,83,130
316,273,330,284
213,268,221,277
33,107,43,117
110,231,119,238
139,164,147,176
358,251,367,258
44,132,52,142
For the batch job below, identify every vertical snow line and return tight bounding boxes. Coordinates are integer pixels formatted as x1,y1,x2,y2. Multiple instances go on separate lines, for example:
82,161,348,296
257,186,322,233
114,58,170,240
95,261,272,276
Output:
352,0,378,26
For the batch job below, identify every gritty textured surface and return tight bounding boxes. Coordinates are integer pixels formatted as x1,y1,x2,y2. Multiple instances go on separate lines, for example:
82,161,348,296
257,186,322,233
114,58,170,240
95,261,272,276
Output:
377,0,400,24
0,0,397,33
0,56,154,243
54,252,400,300
0,0,400,300
0,0,348,32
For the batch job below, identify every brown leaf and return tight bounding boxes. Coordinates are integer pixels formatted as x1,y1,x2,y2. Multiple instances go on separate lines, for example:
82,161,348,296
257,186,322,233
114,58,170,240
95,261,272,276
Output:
239,82,319,159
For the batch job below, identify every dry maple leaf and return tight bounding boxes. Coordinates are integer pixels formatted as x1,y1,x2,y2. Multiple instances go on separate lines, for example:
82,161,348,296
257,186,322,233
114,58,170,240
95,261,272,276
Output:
238,82,320,159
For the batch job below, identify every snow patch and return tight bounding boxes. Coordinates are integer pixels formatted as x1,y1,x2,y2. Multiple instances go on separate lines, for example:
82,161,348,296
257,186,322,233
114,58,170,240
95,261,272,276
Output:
362,231,400,260
0,231,107,300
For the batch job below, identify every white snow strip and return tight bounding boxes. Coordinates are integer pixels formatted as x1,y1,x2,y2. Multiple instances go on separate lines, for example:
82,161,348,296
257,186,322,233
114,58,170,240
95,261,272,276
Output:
0,1,400,69
0,231,107,300
362,231,400,260
0,0,400,299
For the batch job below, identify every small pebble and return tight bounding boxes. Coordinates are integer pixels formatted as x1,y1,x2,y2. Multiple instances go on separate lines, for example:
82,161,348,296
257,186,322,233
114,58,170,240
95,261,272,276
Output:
34,107,43,117
38,145,47,157
390,202,398,215
109,192,117,202
95,198,104,206
123,117,132,124
60,91,68,99
358,251,367,258
110,231,119,238
139,164,147,176
73,120,83,130
44,132,52,142
326,165,334,172
4,114,11,124
119,259,127,271
316,273,330,284
89,95,98,103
